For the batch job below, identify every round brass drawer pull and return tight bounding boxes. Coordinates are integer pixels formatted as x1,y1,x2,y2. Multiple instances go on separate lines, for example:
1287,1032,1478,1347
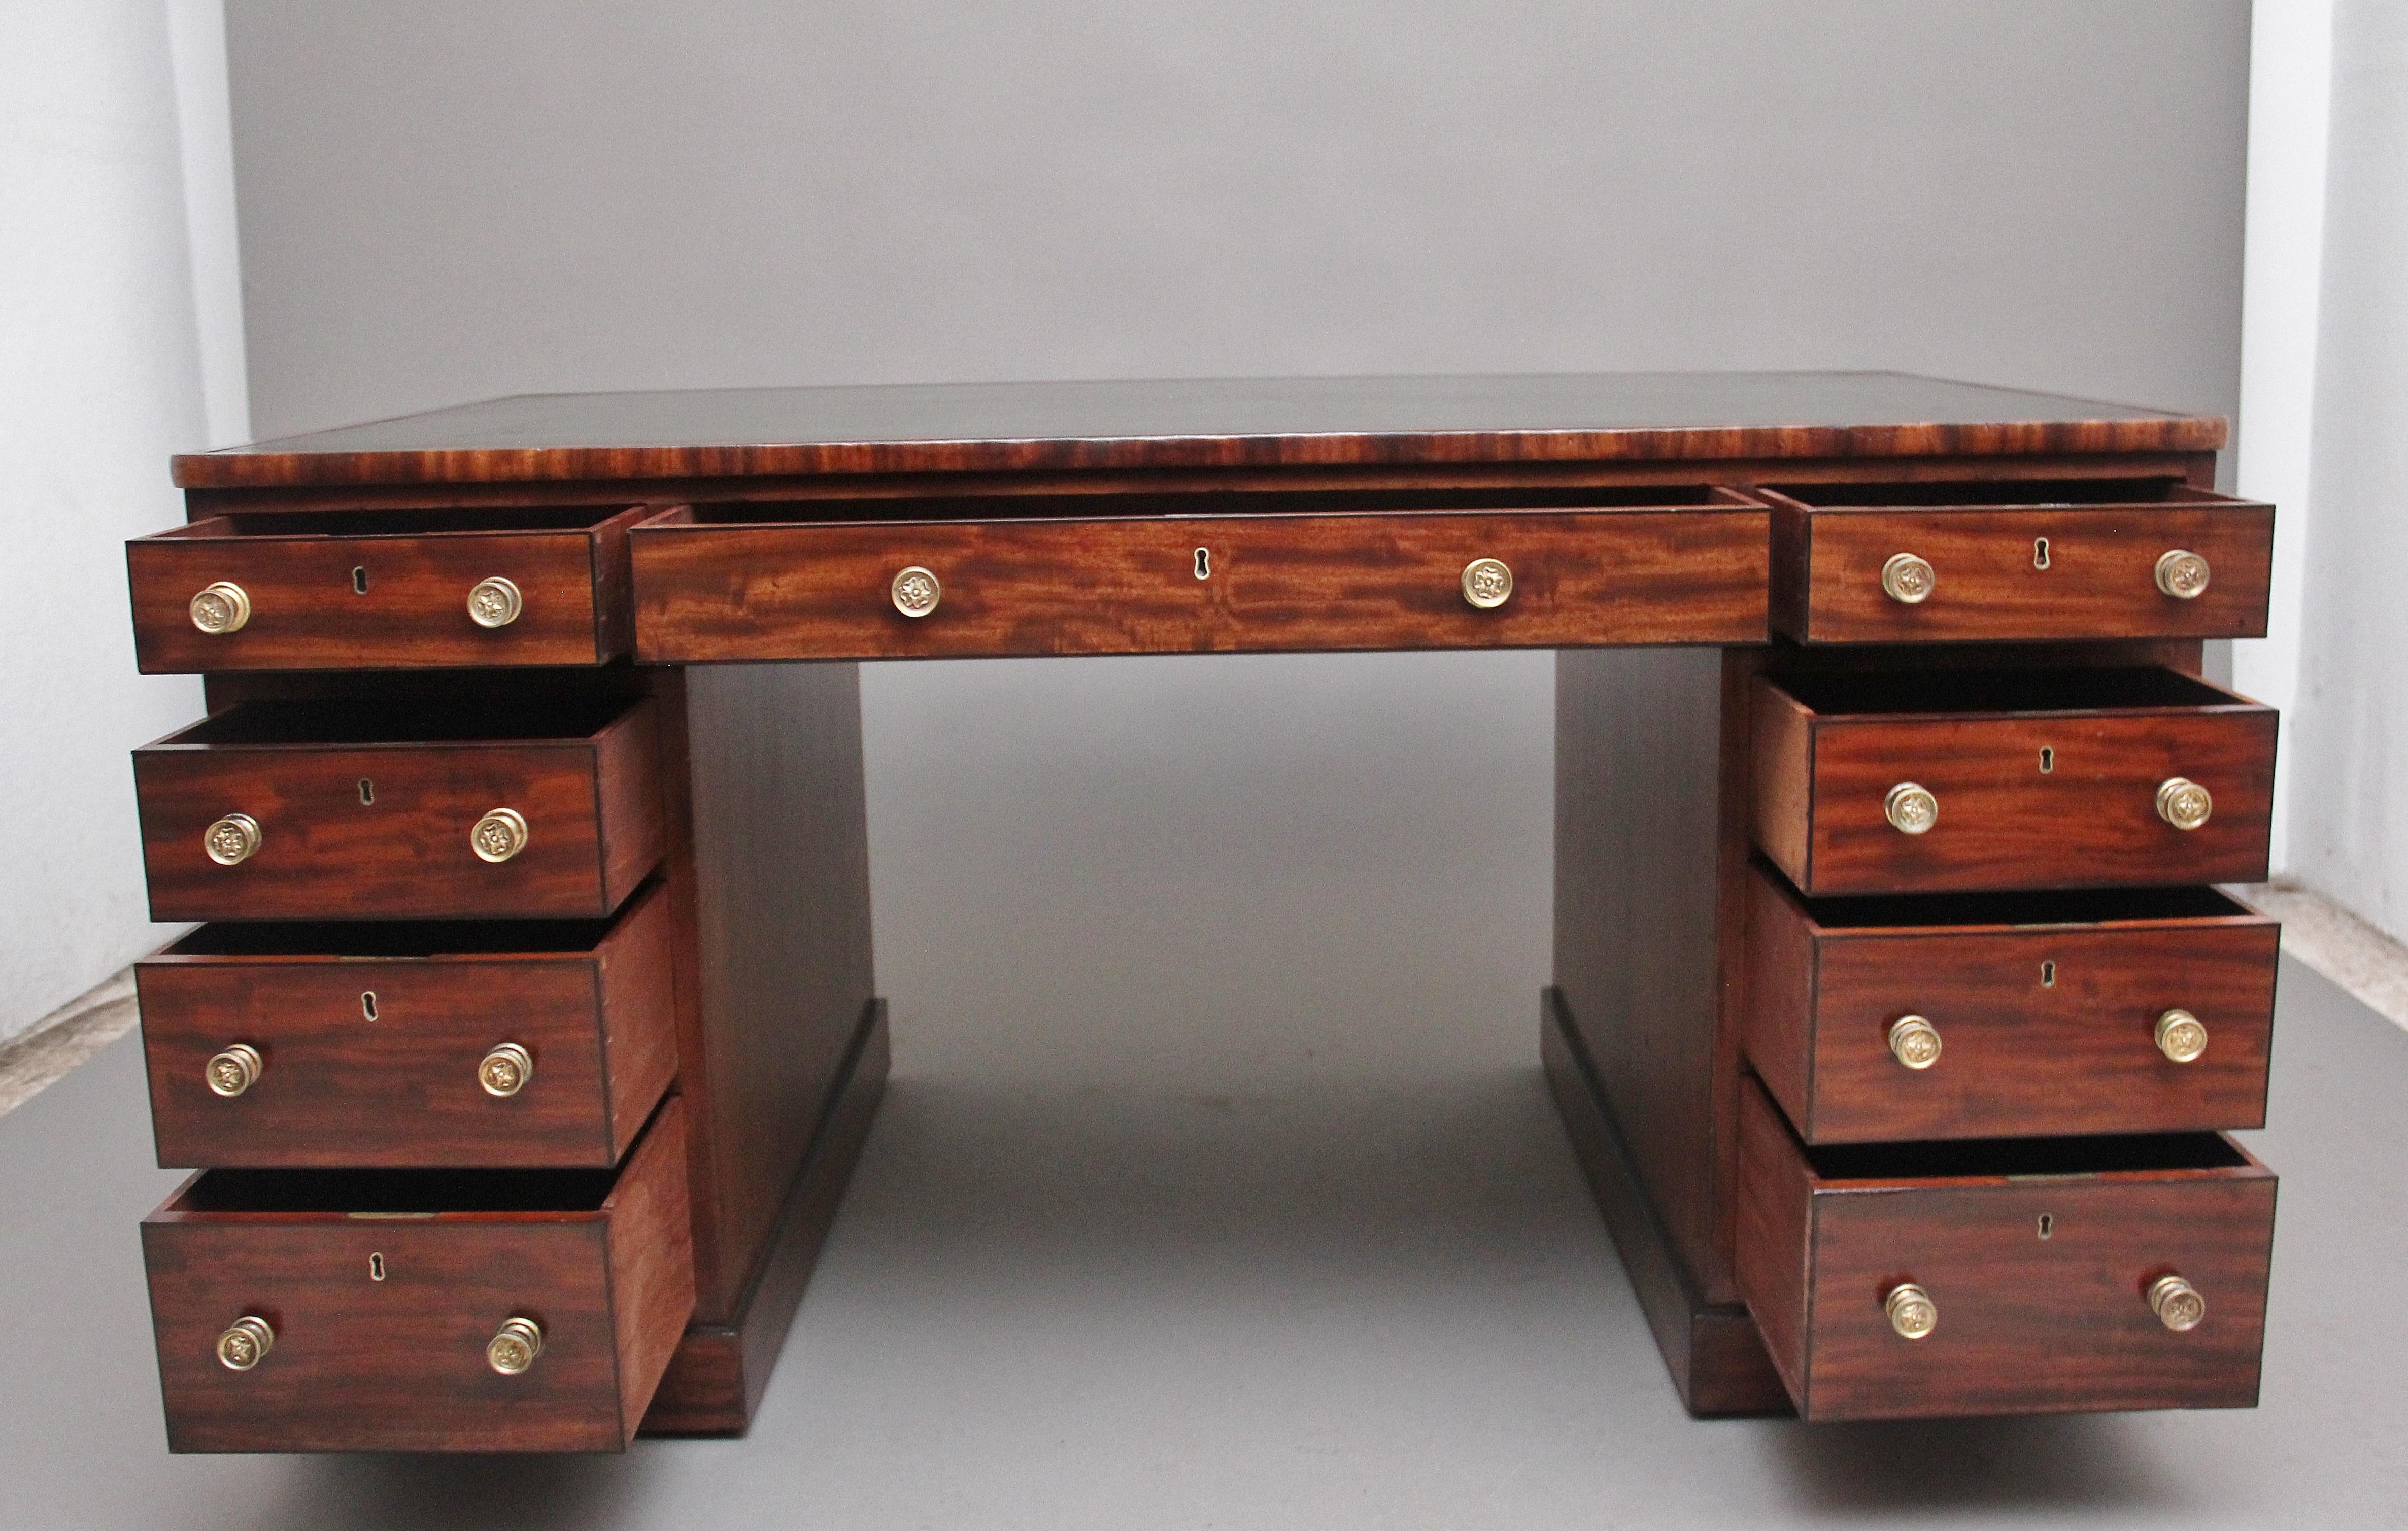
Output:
1884,782,1938,835
189,582,252,634
2155,1008,2209,1063
471,808,530,863
1888,1015,1942,1070
466,576,524,628
487,1316,544,1375
206,1043,264,1098
891,566,941,618
2156,777,2213,831
2148,1273,2207,1331
479,1042,534,1098
204,813,262,867
216,1315,275,1371
2155,549,2212,599
1884,1282,1938,1340
1461,557,1514,609
1881,552,1936,604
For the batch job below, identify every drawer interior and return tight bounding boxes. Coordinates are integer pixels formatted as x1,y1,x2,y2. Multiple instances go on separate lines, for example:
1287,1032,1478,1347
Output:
168,1162,623,1215
1779,880,2257,931
156,506,636,540
155,694,635,746
161,910,624,958
667,482,1748,527
1789,1124,2254,1186
1768,665,2239,717
1758,478,2233,508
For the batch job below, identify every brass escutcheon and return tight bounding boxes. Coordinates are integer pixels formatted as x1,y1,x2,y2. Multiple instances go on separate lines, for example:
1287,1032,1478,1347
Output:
2156,777,2213,831
2155,1008,2209,1063
479,1042,534,1098
2149,1273,2207,1331
1880,552,1936,604
487,1316,544,1375
189,581,251,634
1888,1015,1942,1070
891,566,941,618
471,808,529,864
466,575,524,628
1884,1282,1938,1340
2155,549,2212,599
1884,782,1938,835
1460,557,1514,609
206,1042,263,1098
216,1315,275,1371
204,813,262,866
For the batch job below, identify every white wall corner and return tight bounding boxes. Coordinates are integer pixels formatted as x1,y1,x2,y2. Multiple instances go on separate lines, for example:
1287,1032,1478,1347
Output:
167,0,250,447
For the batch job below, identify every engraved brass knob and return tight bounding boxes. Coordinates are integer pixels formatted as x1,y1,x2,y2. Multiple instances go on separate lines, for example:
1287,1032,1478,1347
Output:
203,813,262,866
2156,777,2213,831
189,582,252,634
1461,557,1514,610
2155,549,2212,599
1888,1015,1942,1070
891,566,941,618
479,1042,534,1098
470,808,529,863
2155,1008,2209,1063
466,576,524,628
1884,782,1938,835
487,1316,544,1375
206,1043,263,1098
1885,1282,1938,1339
2148,1273,2206,1331
216,1315,275,1370
1881,552,1936,604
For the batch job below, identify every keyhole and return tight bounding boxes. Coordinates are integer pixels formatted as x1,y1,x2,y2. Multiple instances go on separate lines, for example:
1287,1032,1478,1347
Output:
2033,537,2051,570
2041,961,2057,989
361,991,379,1022
352,566,369,594
2037,1214,2054,1240
369,1252,387,1281
358,778,375,805
2039,747,2054,774
1194,547,1211,580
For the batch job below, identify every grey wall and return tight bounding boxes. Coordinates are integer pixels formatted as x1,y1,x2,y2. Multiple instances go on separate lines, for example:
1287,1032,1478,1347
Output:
223,1,2252,1089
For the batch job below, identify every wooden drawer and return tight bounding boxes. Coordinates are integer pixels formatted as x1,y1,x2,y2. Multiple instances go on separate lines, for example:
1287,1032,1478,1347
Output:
133,696,662,922
629,488,1769,660
137,882,677,1169
142,1099,693,1452
1743,869,2278,1143
128,506,643,672
1759,480,2272,644
1735,1080,2274,1421
1751,667,2275,895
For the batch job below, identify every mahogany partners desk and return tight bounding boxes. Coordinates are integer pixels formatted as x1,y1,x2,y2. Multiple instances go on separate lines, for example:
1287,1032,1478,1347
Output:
119,372,2281,1450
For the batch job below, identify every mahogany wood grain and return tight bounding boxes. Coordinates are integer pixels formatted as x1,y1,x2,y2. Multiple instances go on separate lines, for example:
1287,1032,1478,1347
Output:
141,1099,694,1453
1750,668,2276,894
631,500,1769,661
1742,870,2279,1142
1735,1081,2275,1421
128,506,642,672
132,697,663,922
135,883,676,1169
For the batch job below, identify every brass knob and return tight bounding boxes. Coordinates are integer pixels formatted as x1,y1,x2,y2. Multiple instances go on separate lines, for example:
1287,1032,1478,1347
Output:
487,1316,544,1375
470,807,529,863
479,1042,534,1098
891,566,941,618
206,1043,263,1098
2156,777,2213,831
2148,1273,2206,1331
1884,782,1938,835
1881,552,1936,604
1888,1015,1942,1070
203,813,262,866
216,1315,275,1370
2155,1008,2209,1063
1885,1282,1938,1340
466,576,524,628
189,582,252,634
1461,557,1514,609
2155,549,2212,599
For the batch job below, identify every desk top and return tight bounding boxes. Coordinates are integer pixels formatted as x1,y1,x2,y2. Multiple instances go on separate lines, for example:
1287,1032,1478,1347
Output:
173,372,2222,489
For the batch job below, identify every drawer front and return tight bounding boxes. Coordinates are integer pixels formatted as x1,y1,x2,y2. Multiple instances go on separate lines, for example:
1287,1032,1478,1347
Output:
1770,502,2273,644
133,706,661,922
1736,1083,2275,1421
142,1101,692,1453
631,507,1770,660
138,886,677,1169
128,510,639,672
1744,871,2279,1142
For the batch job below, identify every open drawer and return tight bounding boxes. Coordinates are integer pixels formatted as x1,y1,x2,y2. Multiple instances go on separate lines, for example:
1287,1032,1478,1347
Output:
1757,478,2272,643
1735,1080,2274,1421
142,1099,693,1453
628,486,1770,660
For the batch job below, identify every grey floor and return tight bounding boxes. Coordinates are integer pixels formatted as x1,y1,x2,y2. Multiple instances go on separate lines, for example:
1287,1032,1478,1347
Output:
1,954,2402,1528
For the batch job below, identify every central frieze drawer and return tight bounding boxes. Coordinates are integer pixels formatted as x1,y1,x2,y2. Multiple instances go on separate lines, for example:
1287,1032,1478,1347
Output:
141,1100,693,1453
628,490,1769,660
1735,1081,2275,1422
1751,666,2275,895
132,696,662,922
